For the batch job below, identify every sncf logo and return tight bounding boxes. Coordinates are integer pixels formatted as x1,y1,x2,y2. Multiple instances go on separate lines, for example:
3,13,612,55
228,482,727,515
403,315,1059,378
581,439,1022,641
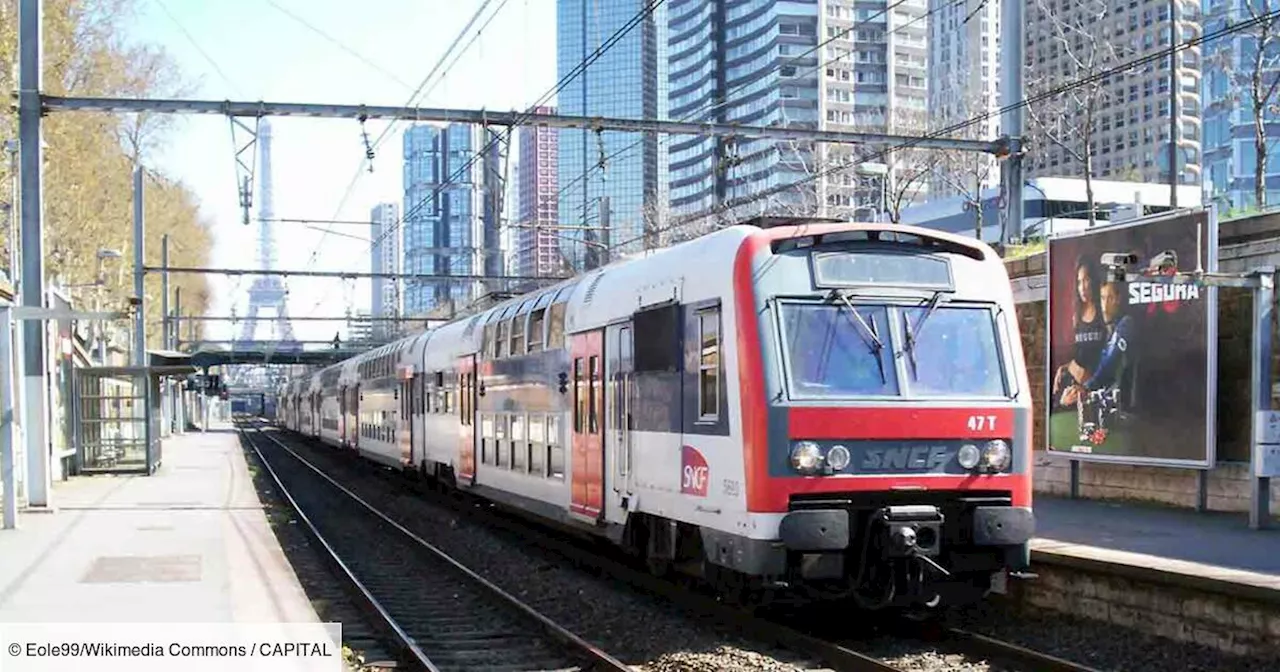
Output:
681,445,709,497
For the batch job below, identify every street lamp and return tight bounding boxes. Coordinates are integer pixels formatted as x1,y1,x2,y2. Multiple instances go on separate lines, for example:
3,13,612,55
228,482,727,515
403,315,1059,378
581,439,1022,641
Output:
96,248,122,286
92,248,122,364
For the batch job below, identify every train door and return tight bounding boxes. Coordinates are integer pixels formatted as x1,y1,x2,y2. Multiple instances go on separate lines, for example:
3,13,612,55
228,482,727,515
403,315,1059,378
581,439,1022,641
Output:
401,375,415,467
456,355,476,486
409,374,424,470
338,385,348,446
569,330,605,522
350,384,361,450
311,392,319,437
605,322,634,525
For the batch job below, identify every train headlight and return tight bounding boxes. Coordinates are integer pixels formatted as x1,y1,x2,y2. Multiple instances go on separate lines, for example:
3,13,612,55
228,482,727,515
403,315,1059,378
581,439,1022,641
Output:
790,441,824,475
957,444,981,470
982,440,1012,471
827,444,851,471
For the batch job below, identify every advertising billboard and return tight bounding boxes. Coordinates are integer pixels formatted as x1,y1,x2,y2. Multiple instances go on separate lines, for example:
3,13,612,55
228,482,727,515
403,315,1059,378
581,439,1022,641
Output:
1045,207,1218,468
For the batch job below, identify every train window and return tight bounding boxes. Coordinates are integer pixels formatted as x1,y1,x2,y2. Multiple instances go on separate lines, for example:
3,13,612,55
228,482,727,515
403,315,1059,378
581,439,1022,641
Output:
588,355,600,434
483,325,496,359
547,303,567,349
528,308,546,352
898,306,1008,398
698,308,721,420
511,415,526,472
812,250,955,291
528,415,546,476
547,414,564,480
780,303,899,397
634,302,681,372
495,320,509,358
573,358,585,434
481,414,494,464
458,374,468,422
496,415,510,468
509,316,525,355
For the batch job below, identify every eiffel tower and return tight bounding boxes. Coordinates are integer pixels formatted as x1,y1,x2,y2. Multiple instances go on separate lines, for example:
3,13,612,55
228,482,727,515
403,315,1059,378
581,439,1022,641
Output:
235,118,300,352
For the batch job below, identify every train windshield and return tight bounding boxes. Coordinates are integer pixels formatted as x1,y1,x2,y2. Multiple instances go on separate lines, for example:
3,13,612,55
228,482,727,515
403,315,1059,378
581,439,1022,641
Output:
779,301,1009,399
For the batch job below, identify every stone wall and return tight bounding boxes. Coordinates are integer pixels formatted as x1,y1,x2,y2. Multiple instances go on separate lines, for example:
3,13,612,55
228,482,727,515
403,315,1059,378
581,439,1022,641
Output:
1007,213,1280,514
1006,558,1280,658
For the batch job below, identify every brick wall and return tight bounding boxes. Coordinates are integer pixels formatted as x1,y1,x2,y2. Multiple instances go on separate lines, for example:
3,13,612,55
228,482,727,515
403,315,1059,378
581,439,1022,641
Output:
1006,238,1280,514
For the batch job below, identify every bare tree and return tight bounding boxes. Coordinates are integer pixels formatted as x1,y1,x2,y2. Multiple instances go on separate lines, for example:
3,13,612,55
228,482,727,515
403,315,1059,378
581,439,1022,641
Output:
934,148,998,240
820,108,939,223
1025,0,1122,226
927,64,1000,239
1211,0,1280,208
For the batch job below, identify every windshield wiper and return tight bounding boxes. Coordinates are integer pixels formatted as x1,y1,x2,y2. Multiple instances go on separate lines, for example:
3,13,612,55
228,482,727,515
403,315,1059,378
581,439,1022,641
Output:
831,291,886,382
903,291,949,375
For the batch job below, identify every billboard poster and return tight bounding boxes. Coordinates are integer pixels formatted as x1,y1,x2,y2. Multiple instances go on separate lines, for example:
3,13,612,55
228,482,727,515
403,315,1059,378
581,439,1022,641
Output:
1045,207,1218,468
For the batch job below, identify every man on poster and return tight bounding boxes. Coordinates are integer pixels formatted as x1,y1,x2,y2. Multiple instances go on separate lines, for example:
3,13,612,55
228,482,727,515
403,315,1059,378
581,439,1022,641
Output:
1060,279,1139,446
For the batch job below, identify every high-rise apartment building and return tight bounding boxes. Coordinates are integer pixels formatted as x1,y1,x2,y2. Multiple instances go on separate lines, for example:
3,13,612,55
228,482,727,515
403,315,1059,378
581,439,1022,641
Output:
1024,0,1202,186
666,0,931,226
369,202,401,339
927,0,1000,199
668,0,821,221
557,0,668,266
515,106,561,279
1202,0,1275,209
402,123,504,316
819,0,932,218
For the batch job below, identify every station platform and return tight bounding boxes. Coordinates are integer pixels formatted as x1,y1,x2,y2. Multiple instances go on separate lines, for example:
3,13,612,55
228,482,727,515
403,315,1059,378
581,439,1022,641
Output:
1031,494,1280,598
0,422,320,623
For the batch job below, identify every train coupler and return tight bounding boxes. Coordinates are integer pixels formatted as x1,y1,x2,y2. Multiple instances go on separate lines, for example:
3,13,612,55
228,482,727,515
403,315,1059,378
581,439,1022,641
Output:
877,505,944,558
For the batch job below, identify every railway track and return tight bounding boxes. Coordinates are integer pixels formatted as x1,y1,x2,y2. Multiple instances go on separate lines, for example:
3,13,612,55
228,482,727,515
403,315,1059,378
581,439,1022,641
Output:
235,418,630,672
250,418,1107,672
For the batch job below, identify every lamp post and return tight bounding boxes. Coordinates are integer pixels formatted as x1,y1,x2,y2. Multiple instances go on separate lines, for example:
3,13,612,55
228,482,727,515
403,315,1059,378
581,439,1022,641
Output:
3,140,16,290
93,248,121,364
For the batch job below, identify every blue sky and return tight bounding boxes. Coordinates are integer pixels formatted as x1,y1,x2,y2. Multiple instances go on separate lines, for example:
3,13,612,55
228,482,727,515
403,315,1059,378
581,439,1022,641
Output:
128,0,557,344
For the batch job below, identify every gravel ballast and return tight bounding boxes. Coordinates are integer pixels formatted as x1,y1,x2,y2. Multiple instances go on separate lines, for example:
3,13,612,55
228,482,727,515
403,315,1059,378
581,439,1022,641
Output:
252,426,1272,672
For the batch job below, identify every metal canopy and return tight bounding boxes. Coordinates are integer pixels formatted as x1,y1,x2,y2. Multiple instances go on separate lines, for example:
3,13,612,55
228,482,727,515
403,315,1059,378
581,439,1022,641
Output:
88,365,197,377
186,348,360,368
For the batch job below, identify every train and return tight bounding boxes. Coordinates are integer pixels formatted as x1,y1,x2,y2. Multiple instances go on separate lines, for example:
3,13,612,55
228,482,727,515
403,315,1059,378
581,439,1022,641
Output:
274,221,1035,612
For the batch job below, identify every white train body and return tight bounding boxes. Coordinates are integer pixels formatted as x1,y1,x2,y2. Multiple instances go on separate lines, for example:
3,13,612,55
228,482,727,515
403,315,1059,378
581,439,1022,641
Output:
278,222,1035,609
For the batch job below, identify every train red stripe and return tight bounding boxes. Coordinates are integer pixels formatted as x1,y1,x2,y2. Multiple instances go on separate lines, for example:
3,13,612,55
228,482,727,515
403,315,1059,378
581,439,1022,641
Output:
788,407,1017,440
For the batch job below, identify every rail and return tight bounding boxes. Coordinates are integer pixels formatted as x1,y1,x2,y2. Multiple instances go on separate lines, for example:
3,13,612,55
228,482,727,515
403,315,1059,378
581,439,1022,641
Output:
234,417,630,672
259,417,1109,672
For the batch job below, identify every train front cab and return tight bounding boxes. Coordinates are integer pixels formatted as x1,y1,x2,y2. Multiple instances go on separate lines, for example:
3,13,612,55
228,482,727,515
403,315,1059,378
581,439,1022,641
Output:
736,224,1034,610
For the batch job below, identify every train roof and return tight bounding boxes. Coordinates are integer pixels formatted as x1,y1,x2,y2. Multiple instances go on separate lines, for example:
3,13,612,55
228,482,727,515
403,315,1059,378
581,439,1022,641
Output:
282,220,1004,387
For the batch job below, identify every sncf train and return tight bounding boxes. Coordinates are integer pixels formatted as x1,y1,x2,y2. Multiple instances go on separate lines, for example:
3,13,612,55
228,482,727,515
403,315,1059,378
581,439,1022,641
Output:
276,222,1034,611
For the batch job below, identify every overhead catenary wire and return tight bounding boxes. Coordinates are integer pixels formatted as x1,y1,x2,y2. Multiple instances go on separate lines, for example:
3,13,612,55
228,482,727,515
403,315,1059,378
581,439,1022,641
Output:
550,0,958,223
262,0,416,92
151,0,243,96
608,6,1280,251
303,0,511,272
348,0,669,285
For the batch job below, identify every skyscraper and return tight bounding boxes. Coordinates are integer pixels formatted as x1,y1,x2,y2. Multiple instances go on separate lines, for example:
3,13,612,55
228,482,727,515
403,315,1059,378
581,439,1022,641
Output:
819,0,931,219
402,123,505,316
1023,0,1202,187
557,0,668,267
516,106,561,280
665,0,931,227
927,0,1000,199
369,202,400,339
667,0,821,221
1202,0,1273,210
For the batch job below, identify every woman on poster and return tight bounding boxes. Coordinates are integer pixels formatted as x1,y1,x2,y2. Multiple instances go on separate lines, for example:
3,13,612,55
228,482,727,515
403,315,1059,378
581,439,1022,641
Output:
1052,255,1108,407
